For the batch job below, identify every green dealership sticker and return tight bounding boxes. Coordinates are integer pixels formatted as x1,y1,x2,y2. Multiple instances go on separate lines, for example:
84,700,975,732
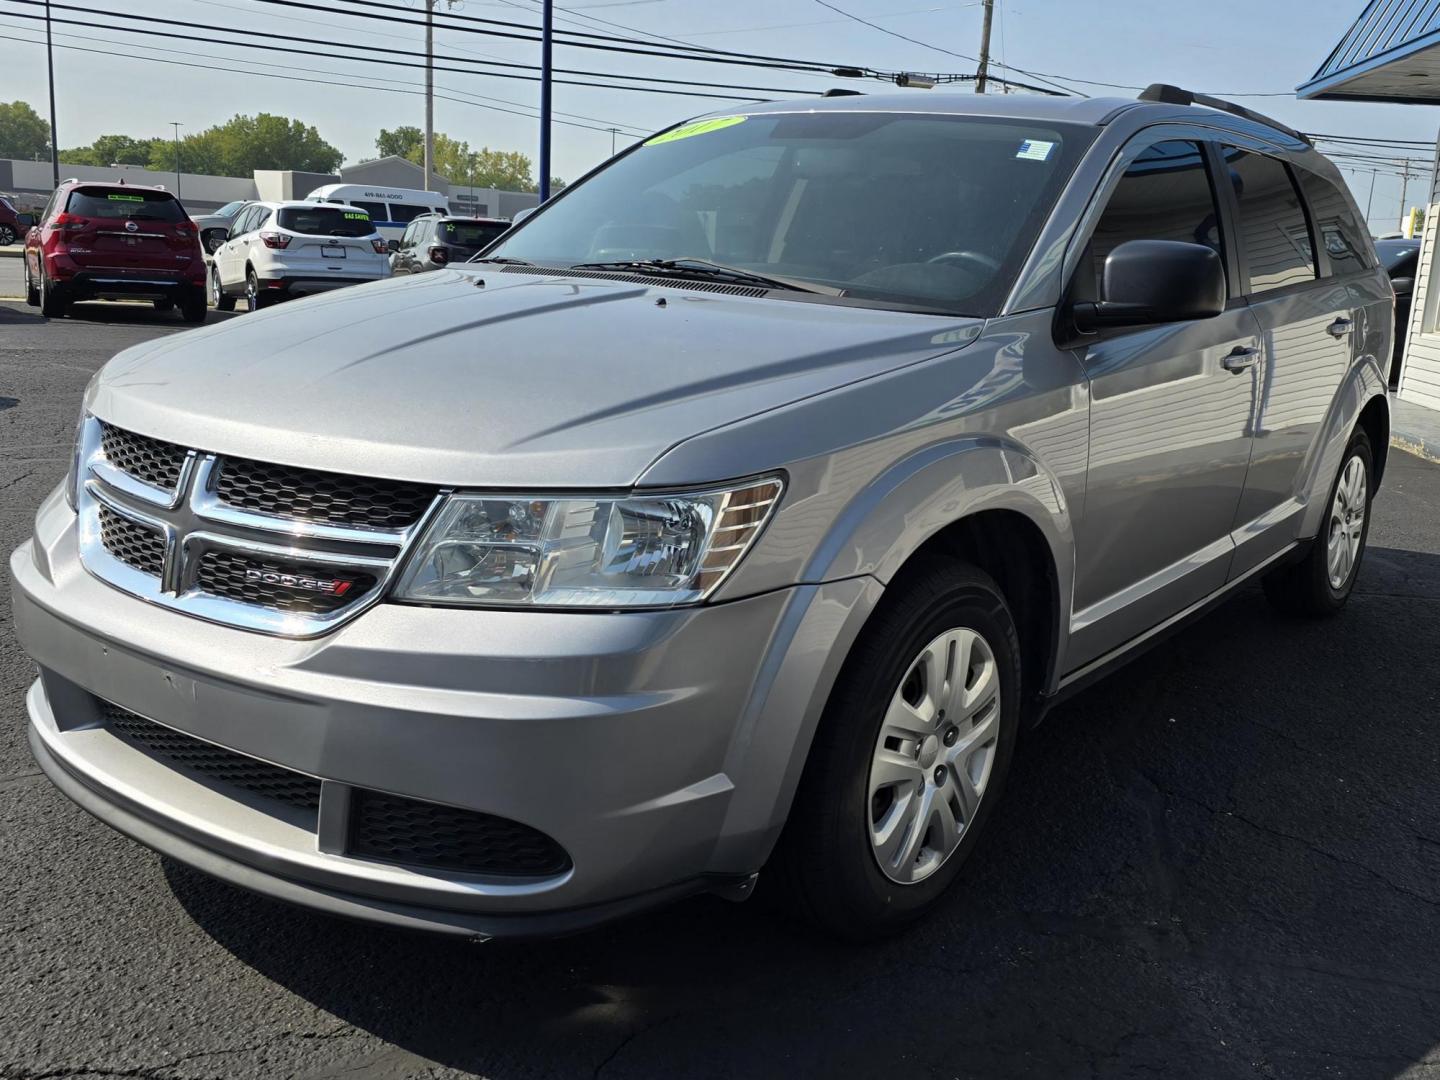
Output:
106,194,144,202
343,212,370,220
645,115,747,146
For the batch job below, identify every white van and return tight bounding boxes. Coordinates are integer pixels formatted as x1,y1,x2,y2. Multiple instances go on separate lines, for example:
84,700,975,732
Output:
304,184,449,242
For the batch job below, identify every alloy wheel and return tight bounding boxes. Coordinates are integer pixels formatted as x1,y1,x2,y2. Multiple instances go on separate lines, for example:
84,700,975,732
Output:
867,627,1001,885
1327,454,1367,589
0,225,14,246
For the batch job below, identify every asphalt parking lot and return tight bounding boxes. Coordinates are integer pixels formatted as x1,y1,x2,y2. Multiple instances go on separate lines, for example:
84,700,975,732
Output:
3,300,1440,1080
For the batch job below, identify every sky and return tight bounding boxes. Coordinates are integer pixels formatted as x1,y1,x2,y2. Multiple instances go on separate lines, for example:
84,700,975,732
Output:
4,0,1438,231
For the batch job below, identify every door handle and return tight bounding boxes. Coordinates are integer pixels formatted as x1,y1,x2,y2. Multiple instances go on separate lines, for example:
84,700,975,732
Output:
1327,317,1353,338
1222,346,1260,373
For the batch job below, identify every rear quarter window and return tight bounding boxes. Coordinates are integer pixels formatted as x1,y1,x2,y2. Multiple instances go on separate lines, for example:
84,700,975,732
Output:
1297,168,1374,276
278,207,375,237
65,189,185,222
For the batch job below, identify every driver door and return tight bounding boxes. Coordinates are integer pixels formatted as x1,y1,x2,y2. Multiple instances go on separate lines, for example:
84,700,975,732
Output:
1067,136,1263,667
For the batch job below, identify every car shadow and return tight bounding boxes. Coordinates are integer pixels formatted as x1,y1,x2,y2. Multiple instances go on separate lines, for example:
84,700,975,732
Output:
165,545,1440,1078
53,302,242,327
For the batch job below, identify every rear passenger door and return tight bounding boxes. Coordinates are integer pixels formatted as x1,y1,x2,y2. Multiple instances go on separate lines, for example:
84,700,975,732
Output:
1066,136,1261,666
1218,147,1365,577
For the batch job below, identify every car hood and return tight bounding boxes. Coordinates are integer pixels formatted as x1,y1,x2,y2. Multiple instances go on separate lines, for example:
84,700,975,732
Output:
86,268,982,488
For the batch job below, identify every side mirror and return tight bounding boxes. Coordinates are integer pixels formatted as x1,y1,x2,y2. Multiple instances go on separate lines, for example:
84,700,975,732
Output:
386,238,400,253
1072,239,1225,333
1391,276,1415,298
201,226,229,254
16,212,35,229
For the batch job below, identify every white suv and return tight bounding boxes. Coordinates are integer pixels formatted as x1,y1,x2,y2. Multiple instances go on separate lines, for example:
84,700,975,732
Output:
206,201,389,311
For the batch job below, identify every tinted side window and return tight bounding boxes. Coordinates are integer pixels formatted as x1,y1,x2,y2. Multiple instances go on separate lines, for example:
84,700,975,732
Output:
1222,149,1316,293
1296,168,1374,276
1086,140,1223,298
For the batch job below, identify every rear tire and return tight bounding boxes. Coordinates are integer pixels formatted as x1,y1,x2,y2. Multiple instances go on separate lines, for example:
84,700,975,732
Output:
38,265,69,318
179,292,207,324
0,224,15,246
1263,429,1373,617
769,556,1021,940
244,267,269,312
212,267,235,312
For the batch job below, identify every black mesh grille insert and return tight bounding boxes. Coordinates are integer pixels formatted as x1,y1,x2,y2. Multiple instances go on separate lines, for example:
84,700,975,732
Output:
214,457,437,530
98,506,165,577
100,423,188,490
349,790,570,877
101,702,321,813
195,551,375,614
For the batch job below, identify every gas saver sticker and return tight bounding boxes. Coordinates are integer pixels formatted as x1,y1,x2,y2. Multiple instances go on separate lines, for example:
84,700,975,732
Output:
106,193,144,202
645,115,747,146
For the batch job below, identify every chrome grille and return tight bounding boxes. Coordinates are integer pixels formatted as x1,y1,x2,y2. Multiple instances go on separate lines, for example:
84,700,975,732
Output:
102,701,321,814
348,789,571,877
196,551,376,615
215,456,436,529
75,417,442,637
100,422,187,491
98,506,165,577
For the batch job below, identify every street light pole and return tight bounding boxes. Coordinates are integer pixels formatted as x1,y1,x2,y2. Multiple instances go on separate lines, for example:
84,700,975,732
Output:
424,0,434,192
170,122,183,199
44,0,59,188
539,0,553,202
609,127,618,157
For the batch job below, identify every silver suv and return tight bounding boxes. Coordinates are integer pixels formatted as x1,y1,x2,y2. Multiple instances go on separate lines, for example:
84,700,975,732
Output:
11,86,1391,940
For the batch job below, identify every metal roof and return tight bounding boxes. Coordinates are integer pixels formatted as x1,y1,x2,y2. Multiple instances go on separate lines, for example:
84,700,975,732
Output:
1299,0,1440,102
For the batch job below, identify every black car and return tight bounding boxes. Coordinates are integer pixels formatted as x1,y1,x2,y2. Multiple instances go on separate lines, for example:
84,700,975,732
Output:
1376,237,1419,386
388,214,511,274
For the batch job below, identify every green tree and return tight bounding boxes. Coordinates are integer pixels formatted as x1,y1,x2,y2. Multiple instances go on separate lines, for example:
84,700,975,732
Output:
375,125,424,160
149,114,342,176
61,134,165,167
0,100,50,161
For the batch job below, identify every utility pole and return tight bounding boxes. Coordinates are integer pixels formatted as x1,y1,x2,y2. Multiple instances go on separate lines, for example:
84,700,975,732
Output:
1365,168,1378,224
44,0,59,188
609,127,618,157
540,0,553,202
424,0,435,192
975,0,995,94
170,122,183,199
1400,158,1413,231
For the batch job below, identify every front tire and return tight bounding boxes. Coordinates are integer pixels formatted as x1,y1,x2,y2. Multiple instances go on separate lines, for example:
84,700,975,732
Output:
23,257,39,306
1263,428,1374,616
770,556,1021,940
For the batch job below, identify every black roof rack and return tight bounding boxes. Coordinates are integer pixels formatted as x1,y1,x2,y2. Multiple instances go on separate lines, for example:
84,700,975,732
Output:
1138,83,1310,146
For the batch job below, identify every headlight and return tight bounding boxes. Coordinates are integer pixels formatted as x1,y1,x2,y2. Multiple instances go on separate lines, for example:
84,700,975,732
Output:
394,477,783,608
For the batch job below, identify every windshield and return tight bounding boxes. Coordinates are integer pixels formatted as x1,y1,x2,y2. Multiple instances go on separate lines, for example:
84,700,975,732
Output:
277,206,376,237
1374,239,1418,274
66,188,185,222
442,220,509,248
485,112,1090,314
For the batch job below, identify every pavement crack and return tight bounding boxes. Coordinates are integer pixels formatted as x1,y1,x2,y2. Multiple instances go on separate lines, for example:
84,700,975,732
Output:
592,1014,677,1080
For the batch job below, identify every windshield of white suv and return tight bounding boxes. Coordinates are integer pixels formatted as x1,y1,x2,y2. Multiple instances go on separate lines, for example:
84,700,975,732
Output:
277,206,376,237
484,111,1091,314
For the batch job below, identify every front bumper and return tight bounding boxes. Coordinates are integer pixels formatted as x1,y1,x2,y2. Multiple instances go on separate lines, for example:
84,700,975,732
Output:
11,487,878,936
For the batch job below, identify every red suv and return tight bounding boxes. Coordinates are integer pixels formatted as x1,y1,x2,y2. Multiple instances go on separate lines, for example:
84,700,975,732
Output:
23,180,207,322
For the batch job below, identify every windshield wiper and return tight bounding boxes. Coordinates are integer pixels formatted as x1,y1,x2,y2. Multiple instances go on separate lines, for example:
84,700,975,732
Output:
468,255,533,265
566,257,842,295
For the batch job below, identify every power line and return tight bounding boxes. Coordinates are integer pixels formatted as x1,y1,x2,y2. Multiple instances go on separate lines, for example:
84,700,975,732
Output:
3,4,816,99
10,23,651,138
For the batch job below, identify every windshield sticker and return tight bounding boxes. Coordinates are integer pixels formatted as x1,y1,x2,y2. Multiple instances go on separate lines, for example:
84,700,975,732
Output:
645,116,747,146
343,212,370,220
1015,139,1055,162
106,193,145,202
